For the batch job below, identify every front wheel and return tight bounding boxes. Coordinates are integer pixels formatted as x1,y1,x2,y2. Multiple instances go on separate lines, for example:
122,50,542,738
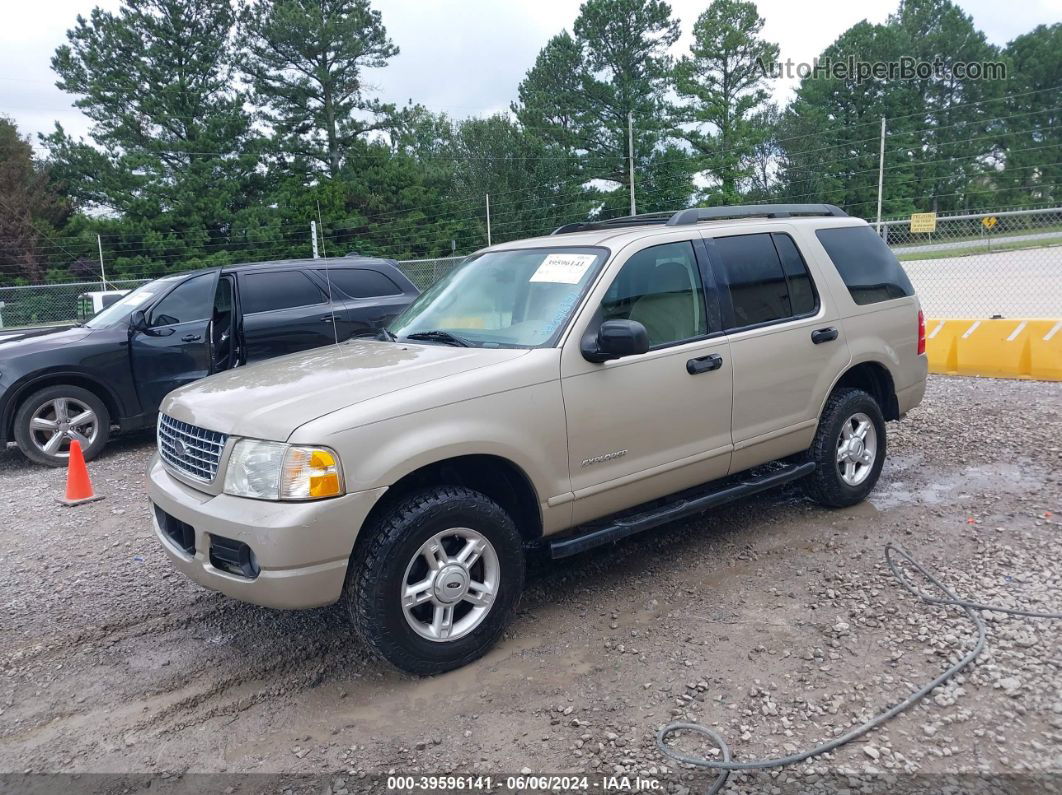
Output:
346,486,525,675
13,385,111,467
802,388,886,508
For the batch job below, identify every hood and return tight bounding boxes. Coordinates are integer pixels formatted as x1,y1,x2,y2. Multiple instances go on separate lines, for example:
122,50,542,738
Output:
0,325,90,356
162,339,529,441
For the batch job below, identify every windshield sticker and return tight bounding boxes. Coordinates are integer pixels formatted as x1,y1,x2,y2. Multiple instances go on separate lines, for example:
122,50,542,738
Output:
122,292,155,308
529,253,597,285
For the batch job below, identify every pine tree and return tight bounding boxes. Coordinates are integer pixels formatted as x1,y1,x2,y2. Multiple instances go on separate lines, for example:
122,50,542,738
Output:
515,0,691,216
673,0,778,204
241,0,399,178
46,0,262,276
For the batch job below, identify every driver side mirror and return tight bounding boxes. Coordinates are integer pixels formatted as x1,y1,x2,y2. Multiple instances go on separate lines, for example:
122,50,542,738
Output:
582,319,650,363
129,309,174,337
129,309,148,333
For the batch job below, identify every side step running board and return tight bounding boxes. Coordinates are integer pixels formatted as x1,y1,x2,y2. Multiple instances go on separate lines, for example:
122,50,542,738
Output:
549,462,816,559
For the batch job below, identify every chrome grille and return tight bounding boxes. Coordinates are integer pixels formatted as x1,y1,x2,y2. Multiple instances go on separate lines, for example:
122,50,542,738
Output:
158,414,228,482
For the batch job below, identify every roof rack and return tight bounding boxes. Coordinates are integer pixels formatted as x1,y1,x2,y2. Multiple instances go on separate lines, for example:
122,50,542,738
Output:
551,211,675,235
551,203,847,235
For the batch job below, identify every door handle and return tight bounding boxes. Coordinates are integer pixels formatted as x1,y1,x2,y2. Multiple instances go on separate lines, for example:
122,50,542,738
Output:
321,315,337,323
182,334,203,342
811,327,838,344
686,353,723,374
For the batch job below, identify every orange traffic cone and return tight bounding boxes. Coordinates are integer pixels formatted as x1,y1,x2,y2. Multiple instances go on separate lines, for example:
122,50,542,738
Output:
57,440,104,506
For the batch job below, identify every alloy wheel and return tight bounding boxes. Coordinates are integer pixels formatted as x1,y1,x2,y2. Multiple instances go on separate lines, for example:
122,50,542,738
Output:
401,527,500,642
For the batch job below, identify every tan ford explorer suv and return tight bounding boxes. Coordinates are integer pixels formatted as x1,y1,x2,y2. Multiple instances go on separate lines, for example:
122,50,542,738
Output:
148,204,927,674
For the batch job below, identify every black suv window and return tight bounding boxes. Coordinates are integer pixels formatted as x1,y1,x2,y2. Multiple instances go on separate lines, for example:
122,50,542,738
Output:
816,225,914,305
713,233,817,328
149,273,214,327
601,241,707,347
240,270,327,314
318,268,402,298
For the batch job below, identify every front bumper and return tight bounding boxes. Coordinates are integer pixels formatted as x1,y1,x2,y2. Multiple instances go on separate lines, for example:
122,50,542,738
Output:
147,454,387,609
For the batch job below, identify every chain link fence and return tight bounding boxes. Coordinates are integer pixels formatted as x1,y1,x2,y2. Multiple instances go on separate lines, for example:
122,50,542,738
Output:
880,206,1062,318
1,208,1059,329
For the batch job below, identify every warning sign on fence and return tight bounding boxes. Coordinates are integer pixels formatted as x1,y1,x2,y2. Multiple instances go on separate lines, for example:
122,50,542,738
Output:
909,212,938,233
982,215,998,229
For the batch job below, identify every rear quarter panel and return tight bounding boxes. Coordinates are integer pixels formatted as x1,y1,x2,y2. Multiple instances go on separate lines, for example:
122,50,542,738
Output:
792,223,928,413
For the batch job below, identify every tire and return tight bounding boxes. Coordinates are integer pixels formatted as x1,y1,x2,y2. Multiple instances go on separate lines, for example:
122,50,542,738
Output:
346,486,525,675
802,387,886,508
13,385,111,467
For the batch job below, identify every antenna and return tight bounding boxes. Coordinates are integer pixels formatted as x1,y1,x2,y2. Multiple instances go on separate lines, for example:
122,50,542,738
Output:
317,201,339,346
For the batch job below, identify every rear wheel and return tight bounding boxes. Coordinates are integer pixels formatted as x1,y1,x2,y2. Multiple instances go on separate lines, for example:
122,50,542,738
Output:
802,388,886,508
13,385,110,467
346,486,525,675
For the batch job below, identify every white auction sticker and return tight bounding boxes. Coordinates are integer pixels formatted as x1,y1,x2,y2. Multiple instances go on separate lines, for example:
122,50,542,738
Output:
529,253,597,284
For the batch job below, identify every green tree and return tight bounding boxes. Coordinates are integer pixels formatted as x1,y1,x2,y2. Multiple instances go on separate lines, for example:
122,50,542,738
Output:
674,0,778,204
779,21,920,216
447,115,593,243
999,24,1061,206
0,118,71,284
515,0,691,216
888,0,1004,213
241,0,399,178
45,0,263,277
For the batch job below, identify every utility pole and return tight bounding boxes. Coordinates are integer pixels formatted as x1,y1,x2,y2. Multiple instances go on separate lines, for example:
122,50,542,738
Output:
96,234,108,290
875,116,886,232
310,221,320,259
485,193,492,246
627,112,636,216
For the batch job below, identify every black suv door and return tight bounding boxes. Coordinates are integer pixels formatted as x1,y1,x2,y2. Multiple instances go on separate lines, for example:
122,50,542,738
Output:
130,270,219,411
237,269,339,362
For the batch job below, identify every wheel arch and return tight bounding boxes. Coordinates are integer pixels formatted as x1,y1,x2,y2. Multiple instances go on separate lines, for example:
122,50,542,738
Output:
825,360,899,421
5,372,124,442
357,454,544,550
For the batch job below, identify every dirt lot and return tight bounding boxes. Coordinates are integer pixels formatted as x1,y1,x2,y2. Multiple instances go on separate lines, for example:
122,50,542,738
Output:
1,375,1059,794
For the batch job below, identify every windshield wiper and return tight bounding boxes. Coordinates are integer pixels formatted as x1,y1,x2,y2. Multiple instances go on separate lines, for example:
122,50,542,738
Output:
349,327,397,341
404,330,472,347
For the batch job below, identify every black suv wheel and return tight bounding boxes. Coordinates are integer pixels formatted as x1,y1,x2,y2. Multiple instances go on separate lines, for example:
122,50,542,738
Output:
802,387,886,508
13,385,111,467
346,486,525,675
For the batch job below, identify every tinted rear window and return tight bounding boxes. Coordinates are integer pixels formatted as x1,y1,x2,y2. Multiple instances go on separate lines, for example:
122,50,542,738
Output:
240,270,327,314
319,268,402,298
816,226,914,305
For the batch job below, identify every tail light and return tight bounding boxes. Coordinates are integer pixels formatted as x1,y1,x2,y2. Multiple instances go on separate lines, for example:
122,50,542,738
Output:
917,310,926,355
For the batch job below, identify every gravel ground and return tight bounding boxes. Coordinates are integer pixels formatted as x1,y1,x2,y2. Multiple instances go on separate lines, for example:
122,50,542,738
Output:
0,375,1059,794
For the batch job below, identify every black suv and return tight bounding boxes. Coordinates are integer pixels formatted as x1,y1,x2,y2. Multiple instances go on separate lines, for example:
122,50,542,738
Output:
0,257,419,466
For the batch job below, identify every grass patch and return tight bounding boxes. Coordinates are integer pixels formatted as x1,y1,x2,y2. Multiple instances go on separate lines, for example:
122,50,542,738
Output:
895,236,1062,261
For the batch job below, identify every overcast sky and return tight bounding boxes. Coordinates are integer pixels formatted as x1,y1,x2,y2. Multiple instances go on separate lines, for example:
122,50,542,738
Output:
2,0,1059,150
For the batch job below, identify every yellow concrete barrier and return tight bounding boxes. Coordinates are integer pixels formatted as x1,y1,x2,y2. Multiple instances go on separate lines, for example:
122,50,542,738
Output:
925,318,1062,381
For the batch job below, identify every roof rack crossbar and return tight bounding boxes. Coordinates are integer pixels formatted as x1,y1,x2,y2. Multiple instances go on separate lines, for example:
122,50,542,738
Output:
551,203,848,235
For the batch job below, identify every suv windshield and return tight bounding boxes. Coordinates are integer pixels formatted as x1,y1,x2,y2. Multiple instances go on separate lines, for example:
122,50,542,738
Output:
84,277,179,329
389,247,607,348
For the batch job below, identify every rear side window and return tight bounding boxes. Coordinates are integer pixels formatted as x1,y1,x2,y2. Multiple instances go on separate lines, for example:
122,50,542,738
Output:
240,271,327,314
773,234,817,316
712,233,817,328
318,268,402,298
816,225,914,305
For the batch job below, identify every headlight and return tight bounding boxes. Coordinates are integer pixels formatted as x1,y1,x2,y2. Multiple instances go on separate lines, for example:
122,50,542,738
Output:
223,440,344,501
